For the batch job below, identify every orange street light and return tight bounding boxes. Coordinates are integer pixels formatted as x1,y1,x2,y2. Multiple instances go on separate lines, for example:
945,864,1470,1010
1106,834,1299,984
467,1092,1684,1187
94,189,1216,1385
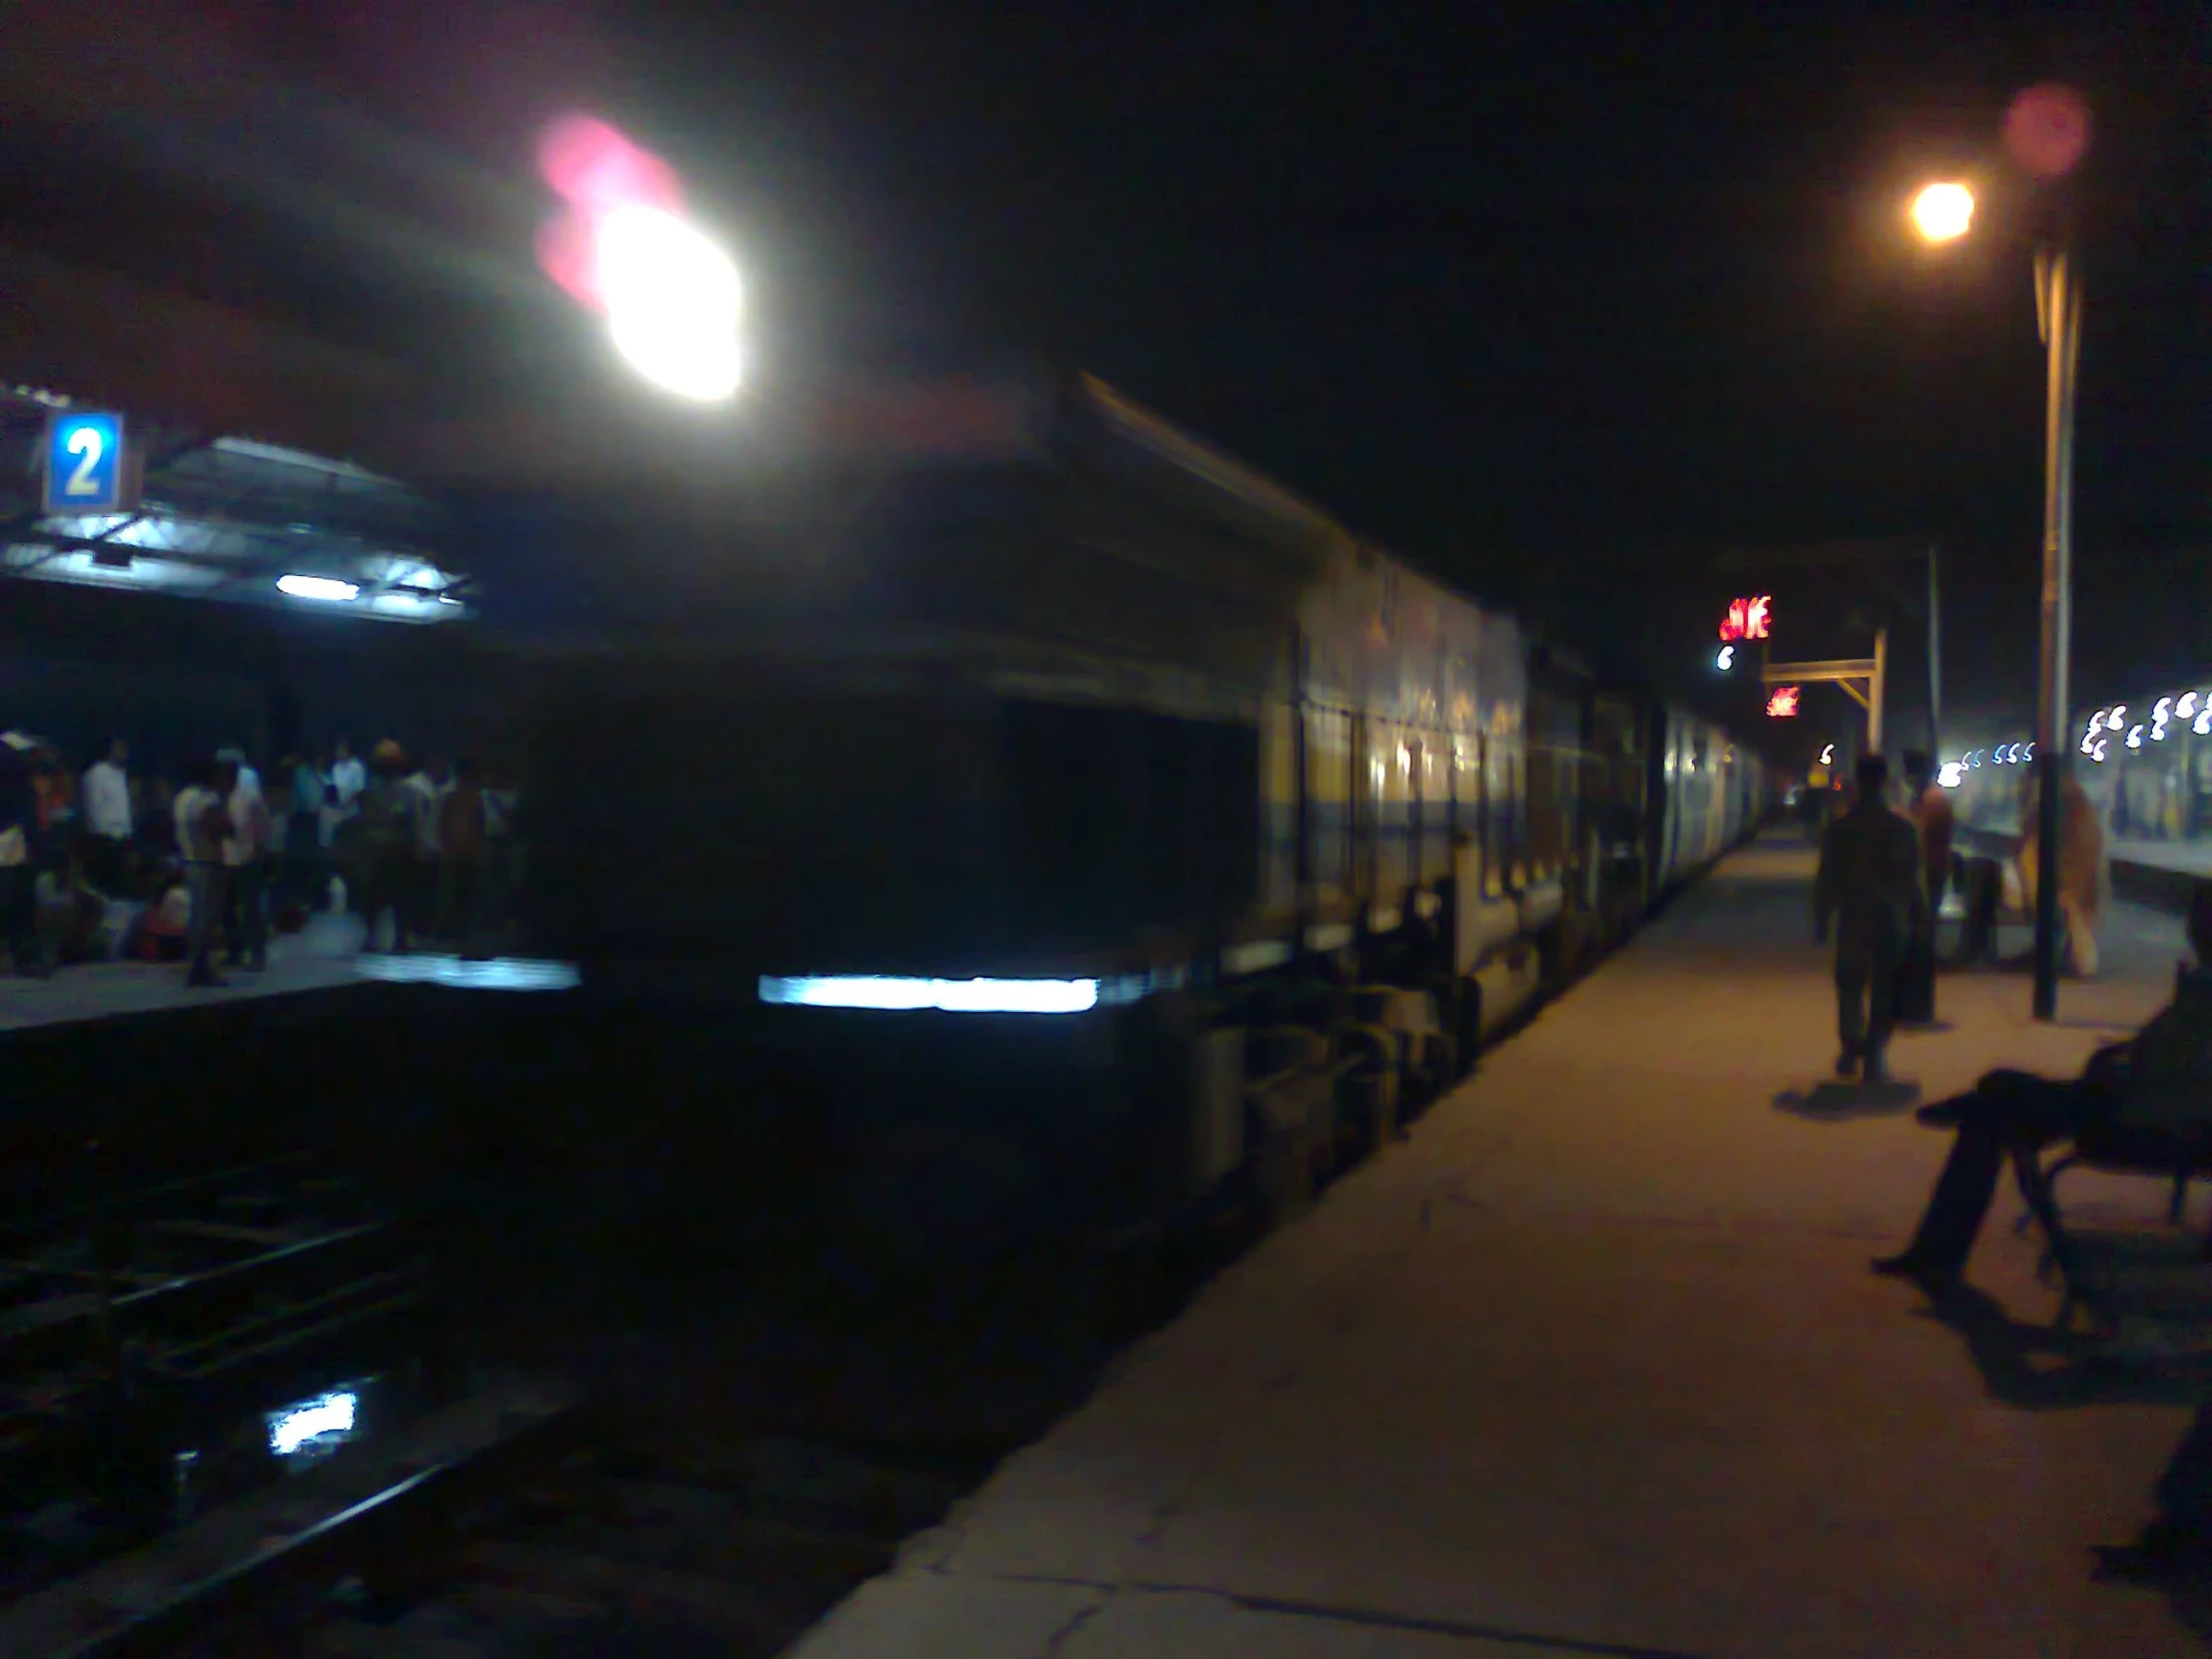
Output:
1909,180,1974,244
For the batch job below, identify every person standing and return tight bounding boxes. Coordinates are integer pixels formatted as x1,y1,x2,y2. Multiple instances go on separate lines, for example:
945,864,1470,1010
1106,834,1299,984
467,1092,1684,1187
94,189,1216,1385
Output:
222,759,274,973
403,756,452,939
82,738,133,893
437,756,489,946
329,740,366,815
174,758,234,989
0,734,47,977
1814,754,1928,1083
1902,752,1954,912
1897,752,1952,1025
354,742,416,954
218,746,262,802
2018,774,2107,977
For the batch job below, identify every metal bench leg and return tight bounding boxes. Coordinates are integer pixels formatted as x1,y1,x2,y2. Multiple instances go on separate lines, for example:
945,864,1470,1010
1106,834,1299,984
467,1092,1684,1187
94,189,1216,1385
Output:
2016,1152,2080,1237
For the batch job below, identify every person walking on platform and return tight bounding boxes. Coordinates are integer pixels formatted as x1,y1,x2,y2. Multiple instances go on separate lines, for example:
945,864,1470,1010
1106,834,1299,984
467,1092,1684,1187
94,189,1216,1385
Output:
1814,753,1927,1083
1874,886,2212,1292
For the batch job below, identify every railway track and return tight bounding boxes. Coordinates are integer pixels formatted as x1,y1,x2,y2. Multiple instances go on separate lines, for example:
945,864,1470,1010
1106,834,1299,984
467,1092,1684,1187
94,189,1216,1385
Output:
1,1152,433,1606
0,1372,981,1657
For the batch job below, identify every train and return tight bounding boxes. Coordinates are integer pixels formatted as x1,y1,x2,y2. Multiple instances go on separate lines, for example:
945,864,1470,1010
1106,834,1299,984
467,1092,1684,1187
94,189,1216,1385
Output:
504,371,1770,1247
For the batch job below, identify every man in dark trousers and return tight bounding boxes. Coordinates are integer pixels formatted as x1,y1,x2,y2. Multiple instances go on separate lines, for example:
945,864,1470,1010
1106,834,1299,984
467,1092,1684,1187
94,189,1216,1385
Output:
1815,753,1927,1083
1875,884,2212,1291
1897,751,1951,1023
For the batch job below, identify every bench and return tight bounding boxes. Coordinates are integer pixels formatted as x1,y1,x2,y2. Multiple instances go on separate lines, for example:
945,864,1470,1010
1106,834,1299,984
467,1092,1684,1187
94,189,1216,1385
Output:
2008,1062,2212,1355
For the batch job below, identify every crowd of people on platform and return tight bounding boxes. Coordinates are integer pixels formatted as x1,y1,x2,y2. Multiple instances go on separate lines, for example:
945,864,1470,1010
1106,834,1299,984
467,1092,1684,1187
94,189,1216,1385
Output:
0,732,515,989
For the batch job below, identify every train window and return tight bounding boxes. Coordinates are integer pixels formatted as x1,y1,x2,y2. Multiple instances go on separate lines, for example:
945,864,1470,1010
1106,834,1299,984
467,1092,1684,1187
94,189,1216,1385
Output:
1483,735,1518,895
1261,701,1298,917
1304,706,1353,902
1417,735,1451,884
1453,731,1482,887
1376,719,1412,911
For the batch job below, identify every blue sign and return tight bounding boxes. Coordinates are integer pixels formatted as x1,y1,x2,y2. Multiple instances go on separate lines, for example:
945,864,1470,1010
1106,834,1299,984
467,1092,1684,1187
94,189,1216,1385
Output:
43,410,129,514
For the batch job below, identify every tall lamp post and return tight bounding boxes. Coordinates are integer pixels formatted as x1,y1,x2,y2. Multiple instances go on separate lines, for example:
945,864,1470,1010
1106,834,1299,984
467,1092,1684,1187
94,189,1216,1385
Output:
1908,83,2090,1022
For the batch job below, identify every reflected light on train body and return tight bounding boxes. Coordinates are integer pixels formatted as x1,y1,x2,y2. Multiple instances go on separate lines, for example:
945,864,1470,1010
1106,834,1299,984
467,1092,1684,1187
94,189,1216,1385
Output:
276,574,360,603
760,975,1101,1015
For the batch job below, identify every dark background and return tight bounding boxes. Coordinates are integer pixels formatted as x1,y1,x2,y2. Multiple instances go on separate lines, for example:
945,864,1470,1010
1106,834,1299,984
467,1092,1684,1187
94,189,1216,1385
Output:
3,0,2205,765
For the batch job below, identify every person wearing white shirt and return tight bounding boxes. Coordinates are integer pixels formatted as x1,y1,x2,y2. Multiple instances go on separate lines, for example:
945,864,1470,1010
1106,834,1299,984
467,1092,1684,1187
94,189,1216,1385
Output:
81,737,133,892
329,741,366,811
217,747,262,802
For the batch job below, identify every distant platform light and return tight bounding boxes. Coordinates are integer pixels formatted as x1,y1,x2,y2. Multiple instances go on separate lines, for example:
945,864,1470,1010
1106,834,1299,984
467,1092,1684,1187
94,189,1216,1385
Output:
759,975,1101,1015
1937,762,1965,789
1715,644,1735,671
276,574,360,603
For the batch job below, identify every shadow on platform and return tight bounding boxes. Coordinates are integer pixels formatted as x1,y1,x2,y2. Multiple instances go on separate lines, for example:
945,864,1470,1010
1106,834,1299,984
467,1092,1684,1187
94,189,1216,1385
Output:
1773,1077,1922,1119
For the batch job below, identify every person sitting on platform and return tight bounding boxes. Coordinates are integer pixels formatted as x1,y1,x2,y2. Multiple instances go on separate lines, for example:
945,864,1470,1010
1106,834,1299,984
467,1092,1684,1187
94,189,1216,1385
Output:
1873,885,2212,1292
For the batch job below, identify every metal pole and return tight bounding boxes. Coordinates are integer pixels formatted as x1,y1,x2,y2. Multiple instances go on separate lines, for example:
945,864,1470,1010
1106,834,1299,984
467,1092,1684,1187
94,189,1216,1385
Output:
1870,628,1887,755
1927,545,1942,764
2032,247,2081,1022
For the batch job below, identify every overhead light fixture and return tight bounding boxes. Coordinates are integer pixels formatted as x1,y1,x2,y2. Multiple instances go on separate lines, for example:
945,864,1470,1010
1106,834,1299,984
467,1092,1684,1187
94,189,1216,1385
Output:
276,574,360,603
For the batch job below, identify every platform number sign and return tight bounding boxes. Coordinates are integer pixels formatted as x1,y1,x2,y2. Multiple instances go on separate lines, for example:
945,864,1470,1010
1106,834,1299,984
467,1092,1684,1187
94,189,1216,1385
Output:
42,410,132,515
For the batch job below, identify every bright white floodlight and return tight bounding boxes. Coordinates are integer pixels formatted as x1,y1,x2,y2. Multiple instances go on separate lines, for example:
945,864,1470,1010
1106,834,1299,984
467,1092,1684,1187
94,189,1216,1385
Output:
593,205,743,401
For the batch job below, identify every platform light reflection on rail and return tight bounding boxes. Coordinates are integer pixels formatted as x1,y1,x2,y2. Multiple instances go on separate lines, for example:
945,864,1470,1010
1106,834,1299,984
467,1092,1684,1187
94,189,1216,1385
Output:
267,1389,356,1456
352,954,581,991
759,975,1101,1014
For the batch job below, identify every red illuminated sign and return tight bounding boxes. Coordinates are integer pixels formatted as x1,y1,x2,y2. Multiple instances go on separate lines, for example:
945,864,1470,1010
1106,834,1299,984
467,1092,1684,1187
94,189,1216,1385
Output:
1766,686,1801,719
1719,596,1774,643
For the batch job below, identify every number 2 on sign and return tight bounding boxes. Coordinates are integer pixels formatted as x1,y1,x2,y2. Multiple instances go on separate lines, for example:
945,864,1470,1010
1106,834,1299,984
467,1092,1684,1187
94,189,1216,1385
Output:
63,426,104,497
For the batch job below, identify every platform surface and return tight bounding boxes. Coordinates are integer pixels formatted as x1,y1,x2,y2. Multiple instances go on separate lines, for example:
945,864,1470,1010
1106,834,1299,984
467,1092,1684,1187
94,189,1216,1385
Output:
793,834,2212,1658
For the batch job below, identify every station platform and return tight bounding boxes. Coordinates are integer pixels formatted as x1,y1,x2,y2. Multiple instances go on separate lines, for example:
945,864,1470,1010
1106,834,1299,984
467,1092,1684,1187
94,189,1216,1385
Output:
792,833,2210,1658
0,937,575,1036
0,935,355,1034
2112,839,2212,881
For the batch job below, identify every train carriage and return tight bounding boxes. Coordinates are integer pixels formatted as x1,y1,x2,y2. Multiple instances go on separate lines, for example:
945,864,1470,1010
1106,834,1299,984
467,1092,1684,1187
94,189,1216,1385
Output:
511,372,1767,1241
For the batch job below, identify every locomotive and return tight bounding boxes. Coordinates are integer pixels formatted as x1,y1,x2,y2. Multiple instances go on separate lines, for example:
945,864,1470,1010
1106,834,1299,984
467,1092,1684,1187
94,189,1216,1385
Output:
512,372,1768,1240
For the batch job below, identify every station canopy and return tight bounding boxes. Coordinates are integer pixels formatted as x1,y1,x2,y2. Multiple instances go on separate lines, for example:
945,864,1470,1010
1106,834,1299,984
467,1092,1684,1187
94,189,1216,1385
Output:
2,384,469,624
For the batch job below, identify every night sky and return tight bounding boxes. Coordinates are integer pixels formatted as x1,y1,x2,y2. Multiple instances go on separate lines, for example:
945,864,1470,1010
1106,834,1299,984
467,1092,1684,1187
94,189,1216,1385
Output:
5,0,2206,756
